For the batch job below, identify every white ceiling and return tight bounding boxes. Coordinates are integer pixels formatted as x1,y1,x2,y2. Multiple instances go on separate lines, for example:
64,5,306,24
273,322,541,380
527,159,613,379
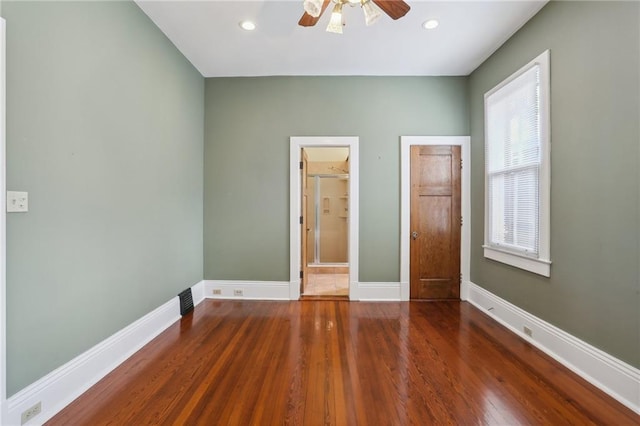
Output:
135,0,547,77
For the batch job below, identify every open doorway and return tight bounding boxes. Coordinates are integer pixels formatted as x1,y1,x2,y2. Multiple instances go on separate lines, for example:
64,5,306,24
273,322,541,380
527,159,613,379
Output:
302,147,349,297
289,136,359,301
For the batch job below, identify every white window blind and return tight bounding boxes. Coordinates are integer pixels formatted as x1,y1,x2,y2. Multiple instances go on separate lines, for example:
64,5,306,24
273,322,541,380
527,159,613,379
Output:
486,65,541,257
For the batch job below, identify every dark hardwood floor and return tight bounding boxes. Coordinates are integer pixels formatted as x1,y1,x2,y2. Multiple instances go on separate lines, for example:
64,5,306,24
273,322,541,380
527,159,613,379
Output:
47,300,639,425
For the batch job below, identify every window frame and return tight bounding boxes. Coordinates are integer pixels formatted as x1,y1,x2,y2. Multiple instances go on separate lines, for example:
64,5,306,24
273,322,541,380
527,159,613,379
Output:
483,50,551,277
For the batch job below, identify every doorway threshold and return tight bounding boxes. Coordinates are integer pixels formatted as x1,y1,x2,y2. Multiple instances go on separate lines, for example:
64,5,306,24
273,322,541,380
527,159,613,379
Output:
307,265,349,275
300,295,349,301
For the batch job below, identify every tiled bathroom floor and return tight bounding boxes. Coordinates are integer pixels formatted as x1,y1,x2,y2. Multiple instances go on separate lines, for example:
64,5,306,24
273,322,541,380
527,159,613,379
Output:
303,267,349,296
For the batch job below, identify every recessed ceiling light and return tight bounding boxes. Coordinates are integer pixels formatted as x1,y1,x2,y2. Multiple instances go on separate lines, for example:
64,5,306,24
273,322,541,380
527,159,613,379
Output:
239,20,256,31
422,19,439,30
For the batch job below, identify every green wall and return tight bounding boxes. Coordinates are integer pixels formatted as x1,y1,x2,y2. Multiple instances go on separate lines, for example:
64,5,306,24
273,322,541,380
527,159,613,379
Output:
3,1,204,395
204,77,468,282
3,0,637,401
468,1,639,367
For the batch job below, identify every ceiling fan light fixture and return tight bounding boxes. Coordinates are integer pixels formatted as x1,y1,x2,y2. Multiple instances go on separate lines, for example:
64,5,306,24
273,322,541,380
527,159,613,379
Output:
299,0,409,32
326,3,344,34
303,0,325,18
361,0,382,26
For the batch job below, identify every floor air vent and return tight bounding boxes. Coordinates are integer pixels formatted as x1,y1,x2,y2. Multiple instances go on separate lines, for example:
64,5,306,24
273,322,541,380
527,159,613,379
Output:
178,288,194,316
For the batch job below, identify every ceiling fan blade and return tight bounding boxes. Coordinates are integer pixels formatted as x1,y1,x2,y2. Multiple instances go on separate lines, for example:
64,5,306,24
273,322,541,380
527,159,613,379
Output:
298,0,332,27
372,0,410,20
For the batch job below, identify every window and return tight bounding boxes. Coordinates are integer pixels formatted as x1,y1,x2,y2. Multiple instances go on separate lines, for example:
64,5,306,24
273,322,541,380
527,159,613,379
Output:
483,50,551,277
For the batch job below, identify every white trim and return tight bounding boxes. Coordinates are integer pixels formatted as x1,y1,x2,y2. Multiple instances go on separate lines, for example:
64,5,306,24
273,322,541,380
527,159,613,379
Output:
483,50,551,277
460,280,471,301
400,136,471,301
191,280,205,306
483,245,551,276
204,280,290,300
358,282,401,301
5,280,204,426
466,281,640,414
205,281,402,302
0,18,6,425
290,137,359,300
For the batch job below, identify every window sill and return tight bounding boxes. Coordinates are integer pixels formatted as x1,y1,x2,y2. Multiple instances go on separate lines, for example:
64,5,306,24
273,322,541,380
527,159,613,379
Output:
483,245,551,277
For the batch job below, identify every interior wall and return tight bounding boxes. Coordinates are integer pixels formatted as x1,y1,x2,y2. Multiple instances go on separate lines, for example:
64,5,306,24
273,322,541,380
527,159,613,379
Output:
204,76,468,282
468,1,640,367
2,1,204,395
317,176,348,263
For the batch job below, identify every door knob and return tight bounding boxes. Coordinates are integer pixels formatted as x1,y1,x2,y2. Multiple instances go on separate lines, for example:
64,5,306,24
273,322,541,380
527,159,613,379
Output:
411,231,418,240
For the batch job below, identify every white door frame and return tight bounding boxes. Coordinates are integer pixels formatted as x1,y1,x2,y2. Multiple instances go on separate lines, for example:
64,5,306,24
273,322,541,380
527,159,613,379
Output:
289,137,359,300
400,136,470,301
1,17,7,423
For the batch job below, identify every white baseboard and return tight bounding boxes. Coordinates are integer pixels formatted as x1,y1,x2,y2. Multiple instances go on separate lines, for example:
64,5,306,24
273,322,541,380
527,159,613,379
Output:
460,280,470,301
191,280,205,306
466,281,640,414
358,282,401,301
203,280,403,302
204,280,290,300
6,280,205,426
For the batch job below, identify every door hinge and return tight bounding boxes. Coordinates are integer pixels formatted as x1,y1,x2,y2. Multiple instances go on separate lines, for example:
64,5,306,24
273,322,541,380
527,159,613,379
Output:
300,270,304,279
460,158,463,169
300,161,304,170
300,216,303,225
460,273,463,283
460,216,463,226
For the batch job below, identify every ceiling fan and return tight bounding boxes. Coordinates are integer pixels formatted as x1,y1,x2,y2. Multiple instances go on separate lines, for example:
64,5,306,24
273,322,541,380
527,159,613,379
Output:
299,0,411,34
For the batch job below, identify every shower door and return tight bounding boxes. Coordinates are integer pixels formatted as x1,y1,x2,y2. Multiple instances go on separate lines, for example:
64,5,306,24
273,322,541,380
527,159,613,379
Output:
306,175,349,265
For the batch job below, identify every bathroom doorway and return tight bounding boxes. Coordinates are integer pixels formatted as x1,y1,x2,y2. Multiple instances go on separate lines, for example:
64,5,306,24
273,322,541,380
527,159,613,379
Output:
301,147,350,297
290,136,359,301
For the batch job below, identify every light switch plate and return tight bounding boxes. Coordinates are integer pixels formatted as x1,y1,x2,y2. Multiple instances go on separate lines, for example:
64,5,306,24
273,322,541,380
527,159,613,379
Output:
7,191,28,212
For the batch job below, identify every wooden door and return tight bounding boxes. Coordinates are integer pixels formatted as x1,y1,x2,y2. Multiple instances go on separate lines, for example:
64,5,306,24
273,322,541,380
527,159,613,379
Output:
410,145,461,300
300,149,309,295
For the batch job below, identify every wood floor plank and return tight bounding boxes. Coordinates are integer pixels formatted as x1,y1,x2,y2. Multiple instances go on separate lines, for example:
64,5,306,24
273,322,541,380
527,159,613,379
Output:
46,300,639,426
